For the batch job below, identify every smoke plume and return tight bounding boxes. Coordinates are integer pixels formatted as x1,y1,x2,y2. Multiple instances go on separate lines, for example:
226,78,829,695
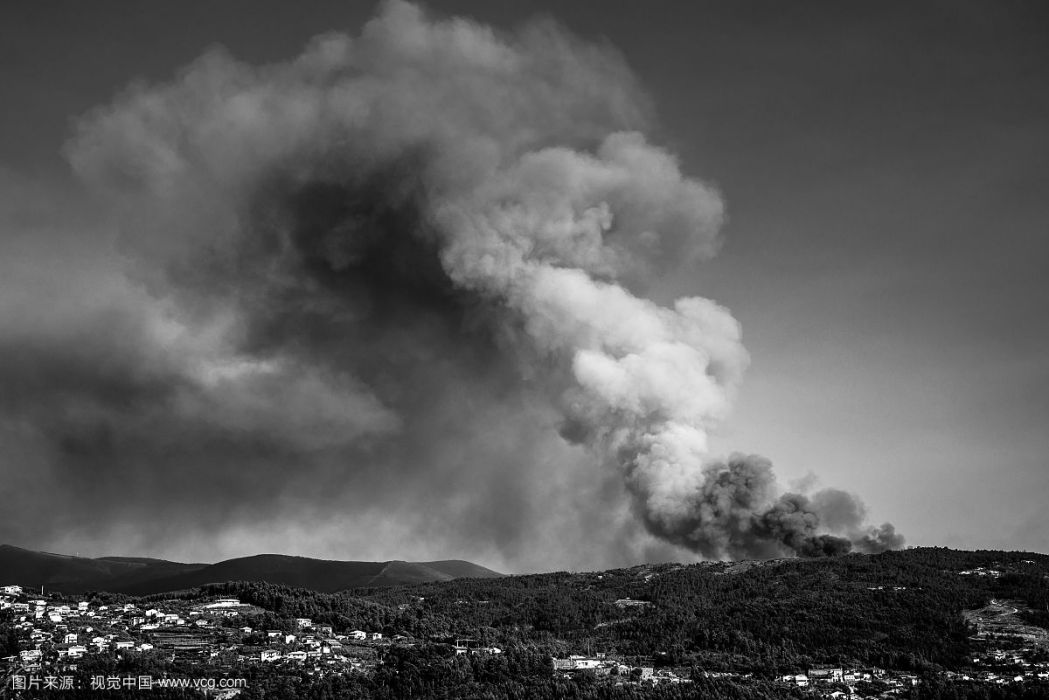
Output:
0,1,901,567
634,454,903,559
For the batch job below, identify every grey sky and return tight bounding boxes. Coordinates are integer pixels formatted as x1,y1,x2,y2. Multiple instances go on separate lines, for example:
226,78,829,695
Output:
1,1,1046,567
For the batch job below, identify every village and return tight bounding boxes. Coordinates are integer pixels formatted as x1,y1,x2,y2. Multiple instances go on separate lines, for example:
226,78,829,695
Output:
776,660,1049,695
1,583,404,694
0,582,534,696
956,596,1049,686
4,582,1049,697
549,653,1049,697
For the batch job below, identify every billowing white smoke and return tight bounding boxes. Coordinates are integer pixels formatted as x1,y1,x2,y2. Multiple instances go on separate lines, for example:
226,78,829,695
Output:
66,0,900,560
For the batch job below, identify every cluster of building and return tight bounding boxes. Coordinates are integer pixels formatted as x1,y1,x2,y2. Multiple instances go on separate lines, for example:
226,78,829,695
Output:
776,662,1049,697
963,633,1049,685
959,567,1003,578
552,656,1049,696
962,596,1049,685
0,586,399,678
957,560,1039,578
6,581,1049,696
551,654,690,686
778,666,918,694
947,668,1049,685
446,637,503,656
776,657,1049,696
2,586,161,663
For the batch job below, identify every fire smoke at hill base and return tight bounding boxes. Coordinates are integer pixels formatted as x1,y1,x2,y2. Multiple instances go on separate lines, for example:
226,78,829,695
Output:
0,1,902,565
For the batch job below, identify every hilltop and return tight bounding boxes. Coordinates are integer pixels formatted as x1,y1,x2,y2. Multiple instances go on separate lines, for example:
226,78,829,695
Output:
0,545,503,595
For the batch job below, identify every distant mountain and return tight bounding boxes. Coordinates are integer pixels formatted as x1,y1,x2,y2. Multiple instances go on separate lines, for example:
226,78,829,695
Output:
0,545,503,595
111,555,504,595
0,545,206,594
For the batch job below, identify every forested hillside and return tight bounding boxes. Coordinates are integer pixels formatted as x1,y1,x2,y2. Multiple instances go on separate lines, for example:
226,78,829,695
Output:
209,549,1045,671
6,548,1048,698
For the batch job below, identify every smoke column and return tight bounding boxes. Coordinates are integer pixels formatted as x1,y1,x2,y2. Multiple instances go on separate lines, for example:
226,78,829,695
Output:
36,1,902,562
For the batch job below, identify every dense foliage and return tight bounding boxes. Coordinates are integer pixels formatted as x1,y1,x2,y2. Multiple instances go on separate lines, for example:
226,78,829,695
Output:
187,549,1049,673
5,548,1048,698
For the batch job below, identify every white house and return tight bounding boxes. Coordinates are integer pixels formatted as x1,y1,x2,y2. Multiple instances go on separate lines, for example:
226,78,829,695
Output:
67,646,88,658
287,651,308,662
295,618,312,629
349,630,367,640
570,656,601,670
370,632,382,641
260,649,280,662
115,640,134,650
63,633,78,644
809,667,844,683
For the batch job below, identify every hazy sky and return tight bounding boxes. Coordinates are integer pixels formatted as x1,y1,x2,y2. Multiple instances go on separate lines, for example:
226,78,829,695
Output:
1,0,1046,568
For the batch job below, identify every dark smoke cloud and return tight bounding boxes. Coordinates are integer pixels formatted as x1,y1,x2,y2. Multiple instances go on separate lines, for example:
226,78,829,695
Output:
634,454,902,559
0,1,901,568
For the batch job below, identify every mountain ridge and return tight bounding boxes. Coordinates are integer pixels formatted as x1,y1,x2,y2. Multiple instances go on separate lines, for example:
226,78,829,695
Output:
0,544,503,595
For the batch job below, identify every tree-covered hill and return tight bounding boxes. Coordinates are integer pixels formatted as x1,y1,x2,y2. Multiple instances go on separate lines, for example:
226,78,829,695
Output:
166,548,1049,675
0,545,503,594
6,548,1048,699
